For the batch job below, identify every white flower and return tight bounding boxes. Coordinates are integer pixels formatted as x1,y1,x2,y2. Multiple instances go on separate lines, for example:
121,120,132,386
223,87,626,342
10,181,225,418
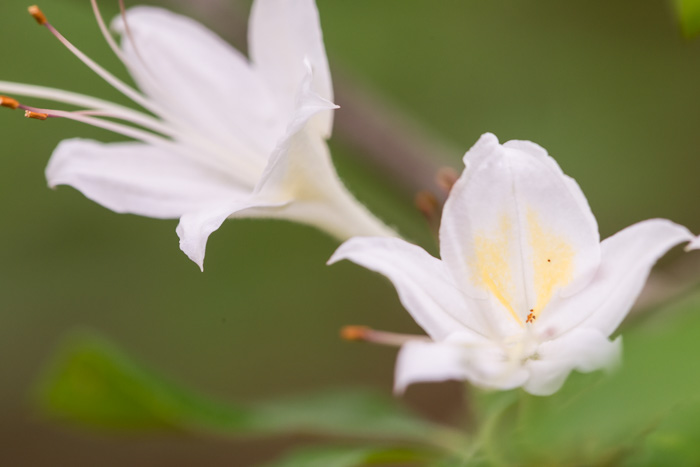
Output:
329,133,695,396
0,1,394,270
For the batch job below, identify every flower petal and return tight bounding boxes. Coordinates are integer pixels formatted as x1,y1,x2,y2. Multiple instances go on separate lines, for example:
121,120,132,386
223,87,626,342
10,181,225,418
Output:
249,0,333,138
394,340,472,394
176,198,288,271
439,133,601,330
540,219,694,337
253,68,338,203
252,71,392,240
113,7,282,155
328,237,477,340
46,139,244,218
686,235,700,251
524,328,621,396
394,336,529,394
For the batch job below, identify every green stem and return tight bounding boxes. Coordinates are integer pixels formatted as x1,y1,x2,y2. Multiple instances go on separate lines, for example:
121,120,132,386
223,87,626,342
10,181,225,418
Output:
457,390,519,465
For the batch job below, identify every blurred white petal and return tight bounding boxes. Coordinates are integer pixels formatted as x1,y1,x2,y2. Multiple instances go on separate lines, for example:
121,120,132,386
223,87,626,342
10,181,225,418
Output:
524,328,621,396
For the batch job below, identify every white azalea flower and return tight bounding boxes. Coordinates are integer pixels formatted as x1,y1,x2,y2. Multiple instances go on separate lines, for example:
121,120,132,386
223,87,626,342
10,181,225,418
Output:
330,133,695,396
0,1,394,270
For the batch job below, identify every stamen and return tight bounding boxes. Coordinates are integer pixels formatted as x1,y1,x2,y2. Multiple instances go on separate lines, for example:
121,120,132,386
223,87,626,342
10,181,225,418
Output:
526,309,536,324
119,0,149,70
340,325,429,347
29,5,165,118
90,0,129,66
414,190,439,221
436,167,459,195
0,96,20,109
25,110,48,120
340,325,370,342
0,81,173,137
28,5,47,25
18,102,175,147
91,0,163,108
14,101,260,184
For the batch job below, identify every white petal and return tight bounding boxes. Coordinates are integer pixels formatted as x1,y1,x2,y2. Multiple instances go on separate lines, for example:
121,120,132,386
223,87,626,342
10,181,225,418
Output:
253,68,337,201
524,328,621,396
394,340,471,394
328,238,477,340
46,139,243,218
249,0,333,138
540,219,694,337
113,7,282,155
686,235,700,251
395,336,529,394
176,198,288,271
439,133,601,331
251,73,391,240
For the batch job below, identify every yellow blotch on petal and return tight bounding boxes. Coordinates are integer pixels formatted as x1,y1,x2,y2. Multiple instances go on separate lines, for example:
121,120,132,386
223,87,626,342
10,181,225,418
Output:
527,209,574,318
471,216,524,327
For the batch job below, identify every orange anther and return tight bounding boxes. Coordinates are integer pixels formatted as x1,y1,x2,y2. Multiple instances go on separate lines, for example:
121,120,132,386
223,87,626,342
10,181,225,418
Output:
340,325,370,342
526,310,536,324
28,5,47,25
0,96,20,109
24,110,48,120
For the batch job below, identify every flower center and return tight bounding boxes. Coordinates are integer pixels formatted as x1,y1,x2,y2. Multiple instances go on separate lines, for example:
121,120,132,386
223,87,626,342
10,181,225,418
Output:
470,208,575,326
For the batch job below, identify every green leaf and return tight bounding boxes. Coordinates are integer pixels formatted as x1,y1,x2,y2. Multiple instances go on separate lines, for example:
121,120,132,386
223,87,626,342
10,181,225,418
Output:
34,330,451,445
622,397,700,466
260,445,434,467
675,0,700,37
479,292,700,465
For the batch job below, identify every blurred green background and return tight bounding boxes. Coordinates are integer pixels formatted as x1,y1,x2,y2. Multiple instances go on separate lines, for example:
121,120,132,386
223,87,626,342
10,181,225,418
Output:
0,0,699,465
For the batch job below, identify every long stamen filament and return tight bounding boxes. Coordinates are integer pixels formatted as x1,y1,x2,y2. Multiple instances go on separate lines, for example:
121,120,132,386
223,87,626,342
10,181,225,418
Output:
118,0,151,74
1,86,265,184
87,0,192,136
0,81,172,136
90,0,130,67
23,105,176,147
340,325,429,347
17,101,263,184
29,5,165,119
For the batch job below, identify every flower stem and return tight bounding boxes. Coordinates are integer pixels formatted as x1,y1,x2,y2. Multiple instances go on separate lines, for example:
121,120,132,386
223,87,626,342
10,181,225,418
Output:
457,389,519,465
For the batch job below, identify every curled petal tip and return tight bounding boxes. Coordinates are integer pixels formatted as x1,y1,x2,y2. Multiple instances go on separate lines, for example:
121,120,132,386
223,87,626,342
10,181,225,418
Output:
28,5,47,25
683,235,700,252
